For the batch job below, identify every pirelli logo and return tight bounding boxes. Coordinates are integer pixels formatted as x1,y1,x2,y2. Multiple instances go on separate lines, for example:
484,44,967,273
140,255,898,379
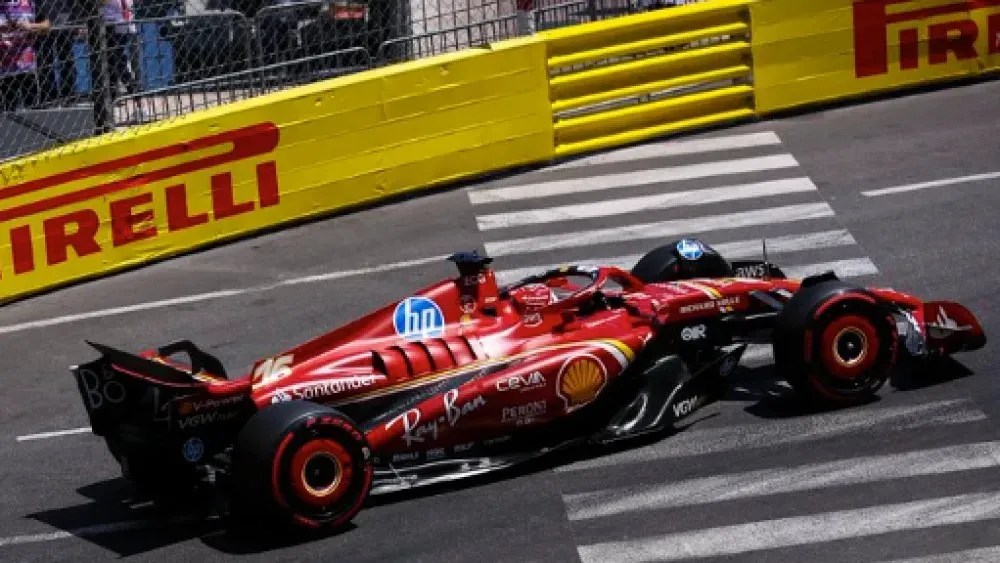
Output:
854,0,1000,78
0,122,280,280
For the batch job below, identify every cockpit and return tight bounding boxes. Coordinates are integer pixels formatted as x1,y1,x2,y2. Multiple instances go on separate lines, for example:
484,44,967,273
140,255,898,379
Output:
447,250,649,326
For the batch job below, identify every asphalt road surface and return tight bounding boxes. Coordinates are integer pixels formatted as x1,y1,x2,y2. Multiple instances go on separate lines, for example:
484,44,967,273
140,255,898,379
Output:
1,78,998,562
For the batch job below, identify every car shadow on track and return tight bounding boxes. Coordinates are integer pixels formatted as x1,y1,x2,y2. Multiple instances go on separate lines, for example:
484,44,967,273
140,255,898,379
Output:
725,355,976,420
26,477,353,556
24,358,978,555
26,479,217,556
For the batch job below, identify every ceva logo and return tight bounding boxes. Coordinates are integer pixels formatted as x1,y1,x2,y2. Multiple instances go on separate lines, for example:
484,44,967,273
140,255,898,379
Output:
393,297,445,340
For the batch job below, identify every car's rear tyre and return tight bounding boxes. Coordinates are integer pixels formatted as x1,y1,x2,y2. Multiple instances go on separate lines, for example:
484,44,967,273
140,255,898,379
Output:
230,401,372,533
773,279,898,405
631,238,732,283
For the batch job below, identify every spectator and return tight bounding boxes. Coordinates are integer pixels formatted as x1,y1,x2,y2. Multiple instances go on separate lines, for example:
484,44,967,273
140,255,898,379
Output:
256,0,302,67
35,0,82,104
100,0,135,94
299,2,368,73
0,0,50,111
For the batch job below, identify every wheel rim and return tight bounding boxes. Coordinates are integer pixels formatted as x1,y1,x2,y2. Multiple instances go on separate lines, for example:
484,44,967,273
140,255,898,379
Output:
288,439,355,509
832,326,867,367
818,314,880,382
301,452,342,497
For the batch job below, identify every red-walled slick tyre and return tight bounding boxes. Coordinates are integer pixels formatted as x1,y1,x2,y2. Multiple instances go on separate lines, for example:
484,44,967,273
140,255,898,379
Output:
230,401,373,533
773,279,898,405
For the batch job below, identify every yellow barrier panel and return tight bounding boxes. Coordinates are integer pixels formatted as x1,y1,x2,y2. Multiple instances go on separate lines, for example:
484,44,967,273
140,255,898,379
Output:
548,21,751,70
544,0,751,59
752,0,1000,114
0,37,553,304
551,41,752,111
541,0,755,158
554,107,759,158
554,85,756,155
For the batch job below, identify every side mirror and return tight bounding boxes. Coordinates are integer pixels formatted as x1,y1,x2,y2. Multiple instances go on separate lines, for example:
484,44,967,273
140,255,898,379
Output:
556,309,582,332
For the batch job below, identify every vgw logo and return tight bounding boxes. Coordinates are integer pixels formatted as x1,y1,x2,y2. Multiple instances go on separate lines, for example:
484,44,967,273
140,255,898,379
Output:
393,297,445,340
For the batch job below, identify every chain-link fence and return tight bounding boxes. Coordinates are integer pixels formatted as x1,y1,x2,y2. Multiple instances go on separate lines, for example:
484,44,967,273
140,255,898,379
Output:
0,0,699,161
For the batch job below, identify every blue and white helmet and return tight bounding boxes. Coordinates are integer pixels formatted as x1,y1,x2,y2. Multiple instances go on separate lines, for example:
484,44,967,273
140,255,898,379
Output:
675,238,705,261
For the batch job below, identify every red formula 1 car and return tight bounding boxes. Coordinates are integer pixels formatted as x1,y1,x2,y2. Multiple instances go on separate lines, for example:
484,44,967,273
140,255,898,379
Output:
71,239,986,532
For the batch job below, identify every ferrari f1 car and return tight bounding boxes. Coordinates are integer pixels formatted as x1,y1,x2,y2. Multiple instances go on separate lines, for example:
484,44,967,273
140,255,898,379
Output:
71,238,986,532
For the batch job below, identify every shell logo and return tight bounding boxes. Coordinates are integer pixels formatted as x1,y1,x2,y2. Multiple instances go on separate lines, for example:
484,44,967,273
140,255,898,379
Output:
556,354,608,412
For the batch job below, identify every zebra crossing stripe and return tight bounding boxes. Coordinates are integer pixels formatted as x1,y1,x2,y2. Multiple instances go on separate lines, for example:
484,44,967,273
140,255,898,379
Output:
782,257,879,280
476,177,819,230
564,440,1000,521
498,256,876,287
549,131,784,170
484,202,835,257
492,229,858,284
877,545,1000,563
575,492,1000,563
738,344,773,367
556,399,987,472
469,154,800,205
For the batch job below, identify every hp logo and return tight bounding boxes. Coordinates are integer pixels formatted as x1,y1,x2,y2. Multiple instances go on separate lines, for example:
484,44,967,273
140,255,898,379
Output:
676,239,704,261
393,297,445,340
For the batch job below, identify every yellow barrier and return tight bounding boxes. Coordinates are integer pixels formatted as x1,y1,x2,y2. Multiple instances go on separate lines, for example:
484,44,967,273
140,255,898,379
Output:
541,0,756,158
751,0,1000,114
0,37,553,304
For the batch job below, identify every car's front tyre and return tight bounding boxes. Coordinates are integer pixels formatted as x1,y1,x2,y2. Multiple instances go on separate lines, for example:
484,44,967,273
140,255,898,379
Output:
773,279,899,405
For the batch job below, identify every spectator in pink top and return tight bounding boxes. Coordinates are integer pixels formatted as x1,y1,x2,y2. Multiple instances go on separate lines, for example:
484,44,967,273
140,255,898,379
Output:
0,0,49,111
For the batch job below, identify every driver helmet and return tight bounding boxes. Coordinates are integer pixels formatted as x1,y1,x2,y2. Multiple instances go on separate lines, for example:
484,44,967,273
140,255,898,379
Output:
509,283,554,315
672,238,731,278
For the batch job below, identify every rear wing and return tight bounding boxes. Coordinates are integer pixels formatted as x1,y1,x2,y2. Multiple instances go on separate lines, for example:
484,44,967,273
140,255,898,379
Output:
69,340,229,437
85,340,228,385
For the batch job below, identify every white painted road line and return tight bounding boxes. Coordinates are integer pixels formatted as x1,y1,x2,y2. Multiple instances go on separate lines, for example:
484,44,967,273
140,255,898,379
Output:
575,491,1000,563
476,177,819,230
862,171,1000,197
16,427,91,442
493,229,857,284
556,399,986,472
469,154,801,205
0,517,197,547
564,440,1000,520
549,131,783,170
0,254,448,336
485,202,835,257
878,546,1000,563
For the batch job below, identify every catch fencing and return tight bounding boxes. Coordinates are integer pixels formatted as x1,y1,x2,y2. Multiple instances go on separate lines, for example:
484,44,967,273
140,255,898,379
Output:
0,0,696,161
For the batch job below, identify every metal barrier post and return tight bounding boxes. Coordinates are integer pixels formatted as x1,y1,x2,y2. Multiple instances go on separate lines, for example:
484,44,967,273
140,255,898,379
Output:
83,0,114,134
